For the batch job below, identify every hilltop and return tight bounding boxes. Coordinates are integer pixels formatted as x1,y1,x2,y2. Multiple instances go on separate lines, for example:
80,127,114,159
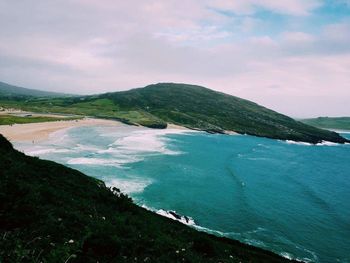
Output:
0,134,294,262
0,82,348,143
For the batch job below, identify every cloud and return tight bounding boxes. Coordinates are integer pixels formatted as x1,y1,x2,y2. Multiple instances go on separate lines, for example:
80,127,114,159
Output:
0,0,349,117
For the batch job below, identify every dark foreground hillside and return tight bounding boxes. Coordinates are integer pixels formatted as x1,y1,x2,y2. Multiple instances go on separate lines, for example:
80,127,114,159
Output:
0,135,294,263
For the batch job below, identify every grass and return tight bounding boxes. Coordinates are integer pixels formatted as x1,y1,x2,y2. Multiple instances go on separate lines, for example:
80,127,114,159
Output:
0,114,81,126
0,134,294,262
0,98,167,128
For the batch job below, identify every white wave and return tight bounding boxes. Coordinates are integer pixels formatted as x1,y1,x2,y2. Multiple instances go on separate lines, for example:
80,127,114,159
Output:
27,147,72,156
244,238,266,248
156,209,196,226
67,157,127,167
141,205,196,226
246,157,269,161
285,140,312,146
109,128,190,156
280,252,293,260
316,141,340,146
140,204,241,237
284,139,343,147
244,227,266,235
257,143,270,149
107,178,152,194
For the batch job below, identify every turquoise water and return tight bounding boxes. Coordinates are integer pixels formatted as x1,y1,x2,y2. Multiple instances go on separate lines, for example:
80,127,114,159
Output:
16,126,350,263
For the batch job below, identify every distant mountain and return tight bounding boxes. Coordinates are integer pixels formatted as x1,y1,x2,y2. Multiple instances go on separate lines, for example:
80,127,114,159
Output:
0,81,70,98
301,117,350,131
0,134,293,262
0,82,348,144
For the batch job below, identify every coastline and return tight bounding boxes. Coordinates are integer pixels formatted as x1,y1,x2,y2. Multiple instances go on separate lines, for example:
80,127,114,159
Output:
0,118,122,142
0,117,192,143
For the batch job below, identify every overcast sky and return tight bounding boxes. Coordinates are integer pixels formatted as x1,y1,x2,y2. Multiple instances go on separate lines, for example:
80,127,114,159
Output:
0,0,349,117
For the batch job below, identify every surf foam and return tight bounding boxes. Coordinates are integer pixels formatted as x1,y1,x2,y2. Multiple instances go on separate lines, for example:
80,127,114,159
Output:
106,178,152,194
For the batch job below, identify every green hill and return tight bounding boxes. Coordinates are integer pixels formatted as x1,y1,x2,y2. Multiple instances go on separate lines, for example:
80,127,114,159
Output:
0,82,348,144
0,81,70,98
99,83,348,143
0,134,294,262
301,117,350,131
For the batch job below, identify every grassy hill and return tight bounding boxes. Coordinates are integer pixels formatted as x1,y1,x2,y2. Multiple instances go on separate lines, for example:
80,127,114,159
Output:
0,81,70,98
301,117,350,131
0,82,348,143
0,134,294,263
99,83,349,143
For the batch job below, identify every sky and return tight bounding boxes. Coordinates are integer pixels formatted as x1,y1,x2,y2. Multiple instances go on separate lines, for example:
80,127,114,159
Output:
0,0,349,117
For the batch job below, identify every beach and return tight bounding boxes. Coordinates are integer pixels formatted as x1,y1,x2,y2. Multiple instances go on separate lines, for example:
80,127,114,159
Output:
0,118,122,142
0,116,192,143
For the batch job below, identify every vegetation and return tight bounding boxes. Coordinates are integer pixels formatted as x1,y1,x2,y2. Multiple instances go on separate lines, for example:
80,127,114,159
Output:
0,82,348,143
0,134,295,262
301,117,350,131
0,114,80,126
0,97,167,128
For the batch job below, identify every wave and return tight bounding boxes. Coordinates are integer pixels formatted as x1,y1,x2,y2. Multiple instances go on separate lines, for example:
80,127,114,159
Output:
106,178,152,194
284,140,342,147
66,157,135,167
141,205,196,226
27,147,72,156
285,140,313,146
279,252,312,262
109,129,190,156
156,209,196,226
316,141,340,146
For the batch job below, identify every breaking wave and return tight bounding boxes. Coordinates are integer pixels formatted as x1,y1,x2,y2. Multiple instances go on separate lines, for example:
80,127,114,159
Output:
106,178,153,194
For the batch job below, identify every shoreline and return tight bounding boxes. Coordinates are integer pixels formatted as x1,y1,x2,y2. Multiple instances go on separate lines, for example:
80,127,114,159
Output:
0,118,122,142
0,118,192,143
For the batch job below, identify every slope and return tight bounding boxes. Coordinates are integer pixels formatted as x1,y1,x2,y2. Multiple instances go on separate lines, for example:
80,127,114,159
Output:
101,83,348,143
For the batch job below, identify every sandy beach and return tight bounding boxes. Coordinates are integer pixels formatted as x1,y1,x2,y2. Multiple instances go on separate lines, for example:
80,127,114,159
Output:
166,123,190,130
0,116,193,143
0,118,122,142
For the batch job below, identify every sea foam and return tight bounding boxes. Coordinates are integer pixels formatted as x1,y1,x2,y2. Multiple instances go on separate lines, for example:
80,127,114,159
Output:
285,140,342,147
140,205,196,226
26,147,72,156
109,128,191,156
106,178,152,194
285,140,312,146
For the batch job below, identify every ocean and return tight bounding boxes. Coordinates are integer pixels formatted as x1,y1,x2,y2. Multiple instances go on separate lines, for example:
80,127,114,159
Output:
15,125,350,263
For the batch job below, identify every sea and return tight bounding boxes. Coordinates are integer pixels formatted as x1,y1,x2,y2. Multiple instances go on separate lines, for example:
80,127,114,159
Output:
14,124,350,263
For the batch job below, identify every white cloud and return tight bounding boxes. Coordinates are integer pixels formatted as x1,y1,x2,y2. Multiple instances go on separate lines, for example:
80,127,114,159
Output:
0,0,349,117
